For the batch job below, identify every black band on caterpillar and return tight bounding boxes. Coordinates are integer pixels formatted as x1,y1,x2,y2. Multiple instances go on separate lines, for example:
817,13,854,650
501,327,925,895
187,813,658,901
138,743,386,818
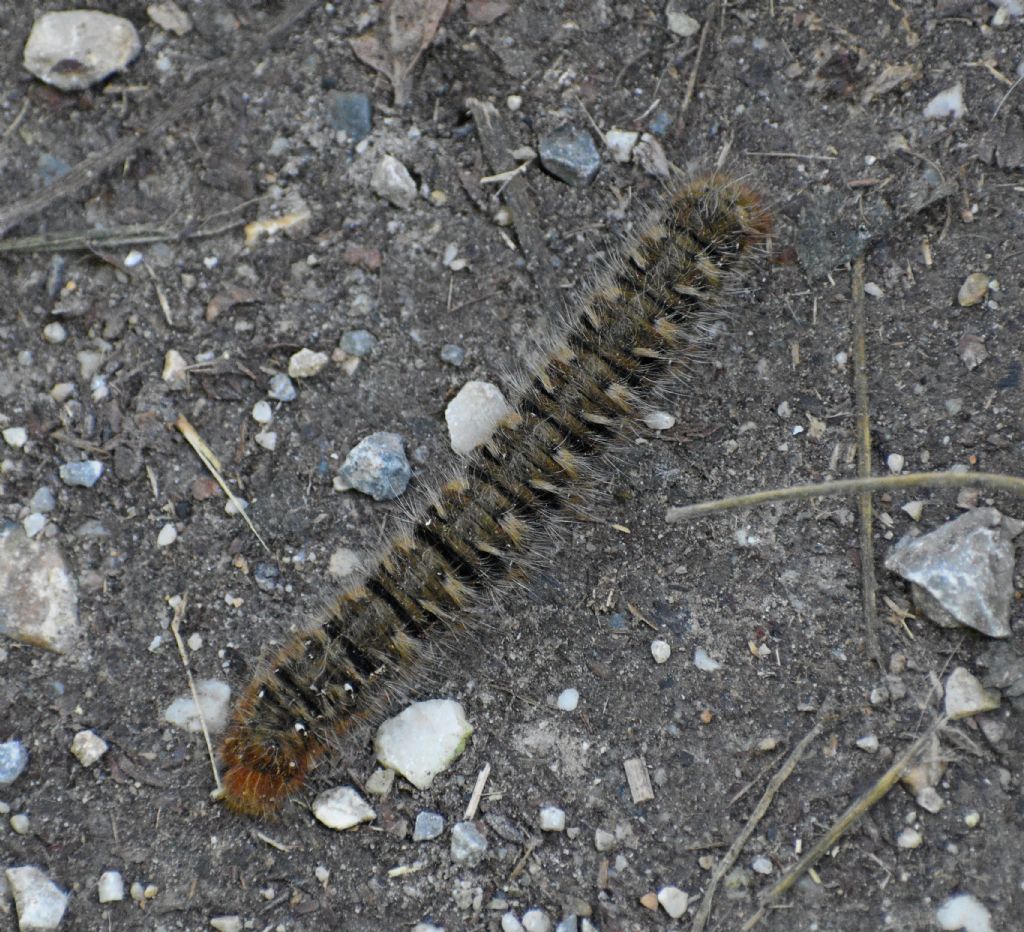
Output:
220,174,772,816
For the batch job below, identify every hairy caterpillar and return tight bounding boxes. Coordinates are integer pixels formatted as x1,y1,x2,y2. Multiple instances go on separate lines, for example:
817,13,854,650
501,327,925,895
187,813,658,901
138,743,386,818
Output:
220,175,772,817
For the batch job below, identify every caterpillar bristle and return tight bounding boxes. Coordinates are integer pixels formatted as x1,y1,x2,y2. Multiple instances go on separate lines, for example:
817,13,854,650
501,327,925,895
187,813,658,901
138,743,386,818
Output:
219,174,772,817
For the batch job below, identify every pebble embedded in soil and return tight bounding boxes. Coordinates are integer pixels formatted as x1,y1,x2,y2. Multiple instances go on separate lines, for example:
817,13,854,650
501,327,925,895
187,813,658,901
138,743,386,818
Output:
162,678,231,734
0,740,28,785
651,639,671,664
156,523,177,548
413,811,445,841
327,546,362,578
0,526,81,653
162,349,188,390
23,10,141,91
22,514,46,539
11,813,30,834
147,1,192,36
255,430,277,451
751,856,773,875
3,426,28,448
958,333,988,370
440,343,466,367
340,329,376,357
59,460,104,487
958,272,989,307
856,734,879,753
605,128,639,162
944,667,1000,719
30,487,56,513
372,154,417,209
450,821,488,865
327,91,373,142
5,865,68,930
643,410,676,431
374,699,473,789
268,372,297,401
312,786,376,830
522,910,552,932
41,322,66,344
657,885,690,919
338,431,411,501
70,729,108,767
885,507,1021,637
364,768,394,795
288,347,329,378
539,806,566,832
935,893,993,932
665,1,701,37
251,400,273,424
693,647,720,671
445,380,513,455
897,826,923,849
556,688,579,711
209,917,243,932
538,125,601,186
923,83,966,120
97,870,124,903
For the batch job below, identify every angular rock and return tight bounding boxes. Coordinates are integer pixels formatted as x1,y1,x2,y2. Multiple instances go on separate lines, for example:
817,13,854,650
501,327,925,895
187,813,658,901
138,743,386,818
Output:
338,432,410,501
539,125,601,186
70,729,108,767
162,679,231,734
6,866,68,930
312,786,376,830
413,810,445,841
0,526,80,653
451,821,488,864
445,380,512,455
884,508,1021,637
0,740,29,785
944,667,1000,720
23,10,141,91
374,699,472,789
372,154,416,209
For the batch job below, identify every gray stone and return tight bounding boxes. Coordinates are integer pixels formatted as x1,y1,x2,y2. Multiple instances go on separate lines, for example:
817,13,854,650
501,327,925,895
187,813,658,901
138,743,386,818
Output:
23,10,141,91
312,786,376,830
413,810,445,841
340,329,376,357
268,372,297,401
328,92,373,142
372,154,417,209
440,344,466,367
338,432,411,501
451,821,488,865
539,125,601,186
30,487,56,513
0,526,80,653
885,508,1022,637
59,460,104,488
0,740,28,785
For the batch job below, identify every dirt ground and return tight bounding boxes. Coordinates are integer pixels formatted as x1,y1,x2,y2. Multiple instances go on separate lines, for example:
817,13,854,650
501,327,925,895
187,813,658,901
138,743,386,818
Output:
2,1,1023,930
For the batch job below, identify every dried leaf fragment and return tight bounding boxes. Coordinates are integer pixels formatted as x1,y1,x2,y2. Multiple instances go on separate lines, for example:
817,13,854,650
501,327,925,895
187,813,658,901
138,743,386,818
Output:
349,0,449,106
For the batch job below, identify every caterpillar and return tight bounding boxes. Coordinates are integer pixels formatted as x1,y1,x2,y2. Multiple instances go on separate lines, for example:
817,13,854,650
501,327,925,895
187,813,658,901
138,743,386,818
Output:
219,174,772,817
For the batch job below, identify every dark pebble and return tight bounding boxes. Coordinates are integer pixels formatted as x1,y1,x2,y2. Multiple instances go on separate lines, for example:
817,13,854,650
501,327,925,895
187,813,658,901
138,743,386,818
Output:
538,125,601,186
328,92,373,143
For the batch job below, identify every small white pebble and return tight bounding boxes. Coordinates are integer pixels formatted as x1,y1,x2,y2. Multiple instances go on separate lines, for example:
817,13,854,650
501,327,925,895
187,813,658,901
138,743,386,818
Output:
751,856,773,875
656,886,690,919
506,94,522,111
210,917,243,932
856,734,879,753
123,249,143,267
2,426,27,449
897,826,923,849
98,870,124,903
643,410,676,431
187,633,203,652
886,453,905,474
314,866,330,884
693,647,720,672
936,893,992,932
556,688,579,712
255,430,278,451
288,347,329,378
863,281,884,298
902,500,924,521
43,322,67,343
71,729,108,767
252,400,273,424
651,639,671,664
521,910,551,932
964,810,980,828
11,812,30,833
23,513,47,538
539,806,566,832
162,349,189,390
156,523,178,547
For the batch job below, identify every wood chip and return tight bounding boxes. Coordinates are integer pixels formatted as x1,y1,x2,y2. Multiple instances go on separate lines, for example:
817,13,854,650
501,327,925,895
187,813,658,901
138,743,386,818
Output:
624,756,655,803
